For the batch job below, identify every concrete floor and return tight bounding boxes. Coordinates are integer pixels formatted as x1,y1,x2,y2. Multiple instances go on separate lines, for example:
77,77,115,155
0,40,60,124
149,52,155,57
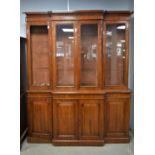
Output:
20,137,134,155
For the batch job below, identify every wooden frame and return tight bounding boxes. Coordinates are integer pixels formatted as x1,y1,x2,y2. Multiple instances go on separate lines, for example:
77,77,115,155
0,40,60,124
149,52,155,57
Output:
51,21,78,90
53,99,78,140
77,20,103,90
103,20,129,89
104,93,131,143
25,10,132,145
26,21,52,90
27,93,52,143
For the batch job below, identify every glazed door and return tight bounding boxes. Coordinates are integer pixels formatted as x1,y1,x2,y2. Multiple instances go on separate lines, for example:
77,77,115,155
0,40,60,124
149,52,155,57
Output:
104,21,129,89
79,100,104,139
27,95,52,139
27,25,51,90
53,100,78,140
78,21,102,89
52,22,77,89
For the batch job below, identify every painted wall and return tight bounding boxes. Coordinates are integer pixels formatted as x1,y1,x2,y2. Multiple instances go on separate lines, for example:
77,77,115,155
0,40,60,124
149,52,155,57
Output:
20,0,134,131
20,0,133,37
129,14,134,132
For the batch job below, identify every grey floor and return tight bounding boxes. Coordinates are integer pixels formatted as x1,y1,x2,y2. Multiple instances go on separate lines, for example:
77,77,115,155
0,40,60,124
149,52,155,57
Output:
20,137,134,155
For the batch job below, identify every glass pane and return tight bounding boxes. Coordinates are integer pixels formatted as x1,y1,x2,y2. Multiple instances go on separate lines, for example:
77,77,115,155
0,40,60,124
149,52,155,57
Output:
31,26,50,86
80,24,98,86
105,24,126,86
56,24,74,86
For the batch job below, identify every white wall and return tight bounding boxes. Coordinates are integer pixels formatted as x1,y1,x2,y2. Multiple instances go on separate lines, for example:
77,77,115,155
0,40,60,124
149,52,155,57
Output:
20,0,134,131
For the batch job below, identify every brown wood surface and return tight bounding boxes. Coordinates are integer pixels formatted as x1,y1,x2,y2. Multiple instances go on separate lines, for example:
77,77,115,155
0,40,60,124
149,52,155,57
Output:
27,94,52,140
103,20,129,89
52,21,77,90
78,20,102,89
53,99,78,140
105,94,131,139
26,10,132,145
79,100,104,139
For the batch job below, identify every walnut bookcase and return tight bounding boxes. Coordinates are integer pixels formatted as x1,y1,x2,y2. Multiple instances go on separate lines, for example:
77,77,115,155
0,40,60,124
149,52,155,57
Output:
26,10,132,145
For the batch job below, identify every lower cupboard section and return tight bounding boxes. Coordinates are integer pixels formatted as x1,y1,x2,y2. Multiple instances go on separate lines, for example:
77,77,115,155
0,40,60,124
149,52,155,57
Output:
104,93,131,143
27,93,131,145
27,93,52,143
79,100,104,140
53,99,78,140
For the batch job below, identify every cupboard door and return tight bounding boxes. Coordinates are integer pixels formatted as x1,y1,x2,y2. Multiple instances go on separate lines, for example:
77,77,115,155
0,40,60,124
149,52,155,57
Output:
104,22,129,88
28,25,51,89
79,100,103,139
79,21,102,88
53,100,78,140
28,96,52,138
105,97,130,137
53,22,76,88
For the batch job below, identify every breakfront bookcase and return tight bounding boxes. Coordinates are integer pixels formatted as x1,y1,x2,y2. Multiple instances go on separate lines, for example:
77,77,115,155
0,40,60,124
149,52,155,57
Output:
26,10,131,145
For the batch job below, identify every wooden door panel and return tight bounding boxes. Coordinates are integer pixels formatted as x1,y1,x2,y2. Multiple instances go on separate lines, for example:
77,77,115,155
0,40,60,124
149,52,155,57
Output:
103,21,129,89
105,97,130,136
79,100,103,139
78,20,103,89
108,101,124,131
53,100,78,139
52,21,77,90
28,25,51,89
28,97,52,136
32,101,49,133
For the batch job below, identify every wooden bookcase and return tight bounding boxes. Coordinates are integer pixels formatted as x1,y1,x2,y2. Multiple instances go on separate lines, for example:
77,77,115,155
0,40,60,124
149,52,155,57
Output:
26,10,132,145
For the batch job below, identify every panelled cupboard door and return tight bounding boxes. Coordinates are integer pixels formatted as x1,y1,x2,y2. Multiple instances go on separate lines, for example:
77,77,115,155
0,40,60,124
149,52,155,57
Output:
28,97,52,138
27,25,51,90
79,100,104,139
104,21,129,89
105,97,130,137
53,100,78,140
